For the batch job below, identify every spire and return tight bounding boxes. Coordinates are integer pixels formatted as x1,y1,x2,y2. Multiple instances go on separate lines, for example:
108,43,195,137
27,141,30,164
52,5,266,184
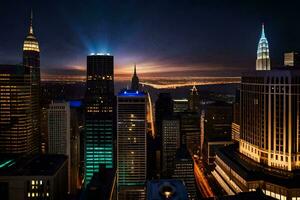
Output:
29,9,34,35
261,23,265,39
131,64,139,91
134,63,137,75
256,23,270,70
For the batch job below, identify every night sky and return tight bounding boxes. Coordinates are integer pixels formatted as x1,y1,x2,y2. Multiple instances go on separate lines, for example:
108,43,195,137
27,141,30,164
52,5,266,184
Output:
0,0,299,79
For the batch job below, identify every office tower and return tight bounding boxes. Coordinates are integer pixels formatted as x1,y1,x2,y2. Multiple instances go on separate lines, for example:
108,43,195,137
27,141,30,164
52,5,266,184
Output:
179,111,201,154
85,54,114,184
147,179,189,200
161,119,180,177
239,69,300,170
212,68,300,199
284,52,300,67
48,102,71,192
0,65,32,154
155,93,173,138
188,85,200,112
23,11,41,153
0,154,68,200
172,146,197,200
231,89,240,141
256,24,271,71
117,90,147,199
131,64,139,91
203,102,233,165
173,99,189,113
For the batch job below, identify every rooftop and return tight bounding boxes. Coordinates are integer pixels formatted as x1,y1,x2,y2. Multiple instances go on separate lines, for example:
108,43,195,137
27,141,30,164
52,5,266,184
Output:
216,145,300,188
147,179,189,200
0,154,67,176
118,89,146,97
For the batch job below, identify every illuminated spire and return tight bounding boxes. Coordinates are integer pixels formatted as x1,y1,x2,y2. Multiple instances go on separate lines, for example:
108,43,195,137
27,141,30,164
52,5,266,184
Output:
256,23,270,70
23,9,40,52
261,23,265,38
29,9,34,35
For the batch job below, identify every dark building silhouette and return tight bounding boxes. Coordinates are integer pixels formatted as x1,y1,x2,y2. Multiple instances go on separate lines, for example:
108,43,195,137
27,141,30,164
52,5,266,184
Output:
155,93,173,138
84,54,114,185
172,145,197,200
131,64,139,91
0,154,68,200
188,85,200,112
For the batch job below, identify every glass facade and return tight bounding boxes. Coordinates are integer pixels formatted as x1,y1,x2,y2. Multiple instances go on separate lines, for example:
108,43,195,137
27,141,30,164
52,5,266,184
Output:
84,55,114,185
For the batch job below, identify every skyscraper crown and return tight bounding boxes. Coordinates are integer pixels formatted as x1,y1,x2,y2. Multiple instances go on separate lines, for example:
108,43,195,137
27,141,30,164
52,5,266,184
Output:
23,10,40,52
256,23,270,70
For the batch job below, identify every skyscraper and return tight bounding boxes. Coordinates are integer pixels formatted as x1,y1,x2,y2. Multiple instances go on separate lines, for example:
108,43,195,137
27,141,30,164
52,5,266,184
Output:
188,85,200,112
256,24,271,71
48,102,71,192
23,11,41,153
0,65,32,153
239,69,300,170
162,119,180,177
85,54,114,185
131,64,139,91
172,146,197,200
117,90,147,199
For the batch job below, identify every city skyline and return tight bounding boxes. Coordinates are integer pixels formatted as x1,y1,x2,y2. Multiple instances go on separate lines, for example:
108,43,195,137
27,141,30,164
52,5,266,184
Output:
0,0,300,80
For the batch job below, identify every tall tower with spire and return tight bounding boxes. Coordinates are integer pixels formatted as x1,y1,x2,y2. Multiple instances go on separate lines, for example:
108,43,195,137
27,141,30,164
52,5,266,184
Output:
188,84,200,112
256,24,271,71
131,64,139,91
23,10,41,153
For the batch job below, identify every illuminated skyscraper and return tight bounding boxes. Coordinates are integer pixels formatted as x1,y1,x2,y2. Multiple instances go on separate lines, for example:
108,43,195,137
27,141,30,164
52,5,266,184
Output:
85,54,114,185
0,65,32,153
23,10,41,153
117,90,147,199
213,68,300,199
256,24,271,71
131,64,139,91
0,11,41,154
48,102,71,192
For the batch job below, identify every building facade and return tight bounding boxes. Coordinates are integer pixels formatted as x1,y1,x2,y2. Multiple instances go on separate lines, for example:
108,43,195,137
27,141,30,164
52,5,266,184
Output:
117,90,147,199
84,54,114,184
0,65,32,153
47,102,71,192
172,146,197,200
162,119,180,177
240,69,300,171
